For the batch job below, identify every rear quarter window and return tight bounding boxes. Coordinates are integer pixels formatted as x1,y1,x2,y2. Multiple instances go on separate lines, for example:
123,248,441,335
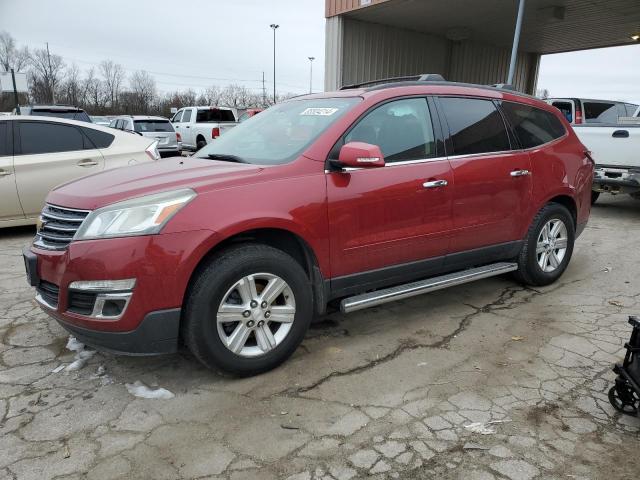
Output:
196,109,236,122
81,127,115,149
501,102,566,149
439,97,510,156
583,102,618,123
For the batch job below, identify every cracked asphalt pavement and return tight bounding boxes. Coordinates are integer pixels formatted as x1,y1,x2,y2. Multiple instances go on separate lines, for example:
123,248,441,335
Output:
1,195,639,480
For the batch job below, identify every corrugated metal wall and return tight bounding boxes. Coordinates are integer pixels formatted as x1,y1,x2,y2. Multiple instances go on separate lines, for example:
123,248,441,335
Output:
448,42,539,93
337,18,449,89
324,18,541,93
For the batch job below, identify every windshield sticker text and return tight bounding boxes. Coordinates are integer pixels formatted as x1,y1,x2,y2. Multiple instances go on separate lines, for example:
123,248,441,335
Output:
300,108,339,116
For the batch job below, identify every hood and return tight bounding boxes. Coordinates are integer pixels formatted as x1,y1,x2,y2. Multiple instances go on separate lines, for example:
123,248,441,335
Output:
46,157,263,210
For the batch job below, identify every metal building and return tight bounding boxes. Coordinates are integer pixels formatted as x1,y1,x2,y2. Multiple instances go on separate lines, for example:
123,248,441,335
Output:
324,0,640,93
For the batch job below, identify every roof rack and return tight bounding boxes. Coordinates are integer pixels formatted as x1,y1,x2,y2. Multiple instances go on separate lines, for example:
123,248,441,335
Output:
340,73,446,90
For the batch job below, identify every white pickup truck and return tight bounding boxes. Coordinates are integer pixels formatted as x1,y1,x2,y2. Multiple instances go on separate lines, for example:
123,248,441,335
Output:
573,122,640,203
170,106,238,151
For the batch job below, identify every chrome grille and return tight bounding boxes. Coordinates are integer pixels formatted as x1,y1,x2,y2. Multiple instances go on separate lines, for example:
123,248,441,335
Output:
34,204,91,250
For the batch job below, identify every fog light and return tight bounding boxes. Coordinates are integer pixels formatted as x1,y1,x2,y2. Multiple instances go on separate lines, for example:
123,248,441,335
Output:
69,279,136,291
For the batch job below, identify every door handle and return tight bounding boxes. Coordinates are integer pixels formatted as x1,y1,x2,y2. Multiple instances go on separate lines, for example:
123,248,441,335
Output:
77,160,99,167
185,126,190,128
510,169,531,177
0,169,12,177
423,179,448,189
612,130,629,138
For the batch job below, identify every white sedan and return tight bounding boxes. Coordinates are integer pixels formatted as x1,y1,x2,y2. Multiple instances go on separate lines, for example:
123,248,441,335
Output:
0,116,160,228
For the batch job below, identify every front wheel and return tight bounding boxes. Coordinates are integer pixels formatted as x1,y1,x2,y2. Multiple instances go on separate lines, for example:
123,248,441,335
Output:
182,244,313,376
513,203,575,286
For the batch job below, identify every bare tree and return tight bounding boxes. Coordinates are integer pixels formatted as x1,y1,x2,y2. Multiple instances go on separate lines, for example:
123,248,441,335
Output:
29,47,65,103
128,70,156,114
59,63,83,106
82,67,105,111
100,60,125,109
0,31,30,72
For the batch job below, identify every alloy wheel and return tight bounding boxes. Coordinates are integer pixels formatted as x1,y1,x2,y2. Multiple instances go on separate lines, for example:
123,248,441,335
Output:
536,218,568,273
216,273,296,357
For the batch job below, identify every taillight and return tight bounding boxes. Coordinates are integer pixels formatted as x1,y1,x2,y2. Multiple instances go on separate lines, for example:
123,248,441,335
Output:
145,141,160,161
575,109,583,124
176,132,182,142
212,127,220,139
584,150,595,165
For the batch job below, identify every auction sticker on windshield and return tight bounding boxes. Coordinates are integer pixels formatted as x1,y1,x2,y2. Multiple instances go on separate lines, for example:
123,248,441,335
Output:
300,108,339,116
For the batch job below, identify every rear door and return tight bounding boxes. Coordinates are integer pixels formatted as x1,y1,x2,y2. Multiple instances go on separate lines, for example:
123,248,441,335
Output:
327,97,453,289
0,120,24,221
14,120,105,218
437,96,532,255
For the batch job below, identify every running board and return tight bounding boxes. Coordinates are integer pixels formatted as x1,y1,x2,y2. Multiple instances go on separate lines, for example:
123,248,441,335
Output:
340,262,518,313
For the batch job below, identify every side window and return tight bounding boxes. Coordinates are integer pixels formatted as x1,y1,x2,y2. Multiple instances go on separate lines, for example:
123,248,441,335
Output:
18,122,84,155
551,101,573,123
501,102,566,149
439,97,510,156
182,109,192,123
0,122,8,156
172,110,183,123
344,98,436,163
82,127,115,149
584,102,618,123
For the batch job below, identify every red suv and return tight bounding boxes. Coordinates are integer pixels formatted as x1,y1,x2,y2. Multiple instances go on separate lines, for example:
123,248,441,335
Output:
24,76,594,375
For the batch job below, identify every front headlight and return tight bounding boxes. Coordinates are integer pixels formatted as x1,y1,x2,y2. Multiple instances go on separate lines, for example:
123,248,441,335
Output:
74,189,196,240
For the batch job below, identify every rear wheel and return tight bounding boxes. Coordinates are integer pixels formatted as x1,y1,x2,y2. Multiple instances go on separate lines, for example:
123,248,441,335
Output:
183,244,313,376
196,137,207,151
591,191,600,204
513,203,575,286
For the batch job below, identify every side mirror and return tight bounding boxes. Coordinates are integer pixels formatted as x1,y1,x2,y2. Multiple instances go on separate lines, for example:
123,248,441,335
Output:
334,142,385,169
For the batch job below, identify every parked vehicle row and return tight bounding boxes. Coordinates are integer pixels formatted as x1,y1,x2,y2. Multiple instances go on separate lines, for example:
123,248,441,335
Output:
24,76,593,376
110,116,181,157
171,106,238,151
0,116,160,227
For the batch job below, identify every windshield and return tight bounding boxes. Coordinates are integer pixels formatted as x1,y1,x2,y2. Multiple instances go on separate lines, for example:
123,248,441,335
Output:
196,97,360,165
134,120,173,132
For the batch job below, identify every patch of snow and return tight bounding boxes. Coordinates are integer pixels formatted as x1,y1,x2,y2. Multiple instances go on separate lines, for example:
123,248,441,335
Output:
64,335,96,372
66,336,85,352
125,380,175,399
51,364,65,373
464,421,506,435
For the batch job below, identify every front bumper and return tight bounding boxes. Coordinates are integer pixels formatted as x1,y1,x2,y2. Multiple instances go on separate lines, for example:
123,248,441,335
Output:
26,229,216,354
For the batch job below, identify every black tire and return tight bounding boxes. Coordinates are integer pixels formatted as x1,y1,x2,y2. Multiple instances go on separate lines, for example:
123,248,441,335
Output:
513,203,575,286
196,137,207,151
182,244,313,376
591,191,600,204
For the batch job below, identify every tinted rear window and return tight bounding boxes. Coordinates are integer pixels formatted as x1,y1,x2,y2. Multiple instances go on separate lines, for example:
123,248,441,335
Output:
501,102,566,149
82,127,115,148
583,102,618,123
19,121,84,154
134,120,173,132
0,122,8,156
196,109,236,123
32,109,91,122
439,97,510,155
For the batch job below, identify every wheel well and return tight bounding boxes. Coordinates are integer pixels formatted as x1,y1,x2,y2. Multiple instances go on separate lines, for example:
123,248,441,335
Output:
549,195,577,227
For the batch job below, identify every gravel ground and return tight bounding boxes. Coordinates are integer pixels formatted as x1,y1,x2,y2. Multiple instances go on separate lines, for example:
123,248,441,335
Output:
1,194,639,480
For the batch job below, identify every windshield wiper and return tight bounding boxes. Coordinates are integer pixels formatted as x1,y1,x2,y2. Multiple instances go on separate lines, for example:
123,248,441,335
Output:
203,153,248,163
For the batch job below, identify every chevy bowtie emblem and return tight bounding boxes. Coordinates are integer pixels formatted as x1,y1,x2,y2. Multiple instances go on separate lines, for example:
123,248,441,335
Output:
36,216,44,232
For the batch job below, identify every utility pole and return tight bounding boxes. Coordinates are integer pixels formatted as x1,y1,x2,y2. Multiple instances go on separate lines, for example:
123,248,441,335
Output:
262,71,266,106
308,57,315,94
46,42,55,103
269,24,279,104
10,69,20,114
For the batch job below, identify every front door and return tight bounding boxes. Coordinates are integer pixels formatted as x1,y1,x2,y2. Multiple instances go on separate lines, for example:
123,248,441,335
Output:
437,96,532,254
14,120,105,218
327,97,453,290
0,120,24,222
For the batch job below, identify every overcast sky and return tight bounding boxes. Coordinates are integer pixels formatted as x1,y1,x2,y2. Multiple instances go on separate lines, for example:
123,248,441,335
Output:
1,0,639,103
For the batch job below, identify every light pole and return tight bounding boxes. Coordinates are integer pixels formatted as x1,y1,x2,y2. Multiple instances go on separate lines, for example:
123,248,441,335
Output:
270,24,279,104
308,57,315,94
